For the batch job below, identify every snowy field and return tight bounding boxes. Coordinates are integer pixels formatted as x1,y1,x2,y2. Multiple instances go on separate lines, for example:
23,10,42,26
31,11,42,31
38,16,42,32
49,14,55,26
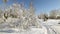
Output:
0,19,60,34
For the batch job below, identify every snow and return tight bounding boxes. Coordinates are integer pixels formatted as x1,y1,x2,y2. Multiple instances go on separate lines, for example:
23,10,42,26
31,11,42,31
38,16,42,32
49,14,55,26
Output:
44,19,60,34
0,27,47,34
51,26,60,34
0,3,60,34
0,19,60,34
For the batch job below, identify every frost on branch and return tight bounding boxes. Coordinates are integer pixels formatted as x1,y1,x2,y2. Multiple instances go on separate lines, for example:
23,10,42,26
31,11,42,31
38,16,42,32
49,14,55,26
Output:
0,3,41,31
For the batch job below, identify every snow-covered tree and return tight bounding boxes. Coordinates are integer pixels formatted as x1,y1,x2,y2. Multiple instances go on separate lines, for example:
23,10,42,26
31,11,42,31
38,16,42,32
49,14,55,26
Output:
38,13,48,21
0,1,41,31
49,10,57,19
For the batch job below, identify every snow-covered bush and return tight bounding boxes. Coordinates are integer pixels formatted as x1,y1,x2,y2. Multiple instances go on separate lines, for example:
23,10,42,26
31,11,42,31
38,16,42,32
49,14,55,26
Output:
0,3,41,31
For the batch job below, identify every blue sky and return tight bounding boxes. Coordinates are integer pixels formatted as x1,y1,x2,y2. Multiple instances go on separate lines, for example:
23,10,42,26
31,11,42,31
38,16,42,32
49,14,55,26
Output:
0,0,60,15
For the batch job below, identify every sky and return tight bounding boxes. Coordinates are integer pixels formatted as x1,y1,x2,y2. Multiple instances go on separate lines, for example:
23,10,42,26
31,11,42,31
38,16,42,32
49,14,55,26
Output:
0,0,60,15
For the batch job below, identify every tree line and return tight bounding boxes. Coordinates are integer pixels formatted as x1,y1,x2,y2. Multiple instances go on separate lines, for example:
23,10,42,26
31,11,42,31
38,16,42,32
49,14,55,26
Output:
38,9,60,21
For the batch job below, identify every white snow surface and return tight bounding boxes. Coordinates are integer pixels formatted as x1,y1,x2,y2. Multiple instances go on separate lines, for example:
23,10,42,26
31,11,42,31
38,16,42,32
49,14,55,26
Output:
0,19,60,34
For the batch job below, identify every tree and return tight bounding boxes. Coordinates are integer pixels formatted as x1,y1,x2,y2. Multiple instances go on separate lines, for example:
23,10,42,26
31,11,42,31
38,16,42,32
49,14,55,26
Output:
49,10,57,19
3,0,9,7
3,0,8,3
38,13,48,21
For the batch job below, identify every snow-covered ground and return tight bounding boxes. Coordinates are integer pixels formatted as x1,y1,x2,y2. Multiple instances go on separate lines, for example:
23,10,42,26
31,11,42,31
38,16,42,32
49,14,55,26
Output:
0,19,60,34
44,19,60,34
0,27,47,34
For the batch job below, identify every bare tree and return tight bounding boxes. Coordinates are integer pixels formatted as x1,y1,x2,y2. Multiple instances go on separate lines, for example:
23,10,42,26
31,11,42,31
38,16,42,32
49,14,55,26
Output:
3,0,8,3
38,13,48,21
49,10,57,19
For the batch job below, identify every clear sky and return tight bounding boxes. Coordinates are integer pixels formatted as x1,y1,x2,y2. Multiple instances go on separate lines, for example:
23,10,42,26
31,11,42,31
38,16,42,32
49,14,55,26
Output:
0,0,60,15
